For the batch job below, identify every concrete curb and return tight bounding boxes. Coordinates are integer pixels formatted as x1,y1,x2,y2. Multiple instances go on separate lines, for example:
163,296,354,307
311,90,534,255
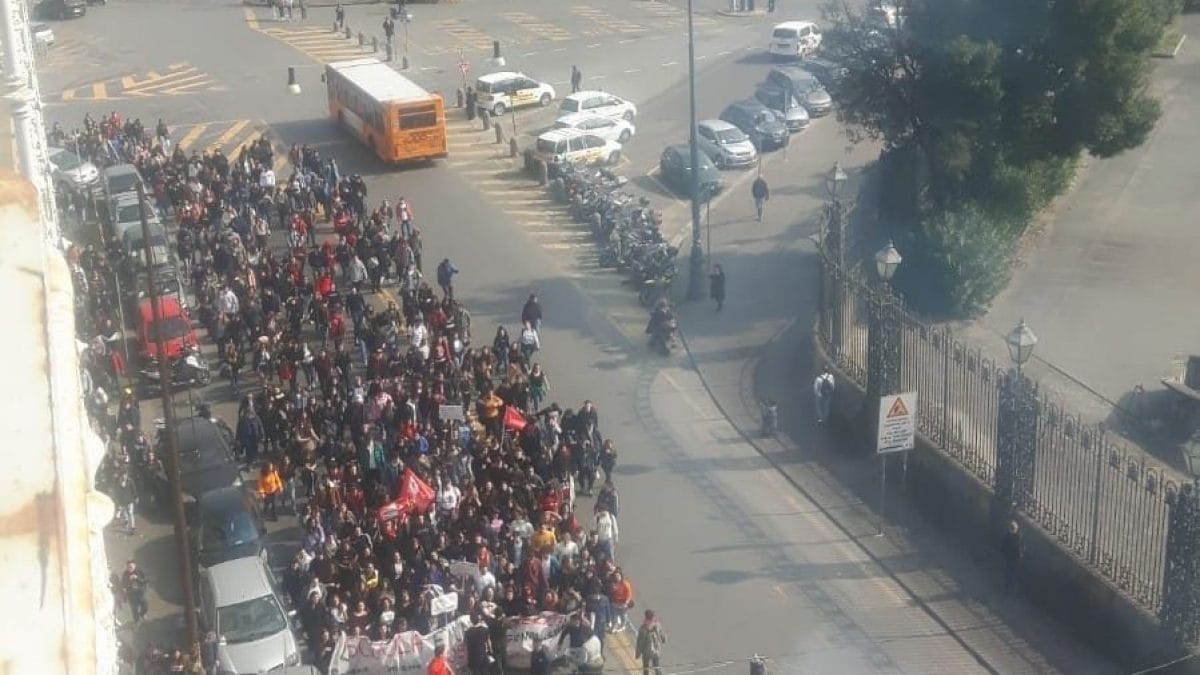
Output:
716,9,769,17
1152,33,1187,58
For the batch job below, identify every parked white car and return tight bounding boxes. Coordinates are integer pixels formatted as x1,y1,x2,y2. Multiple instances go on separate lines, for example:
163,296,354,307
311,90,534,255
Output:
534,129,623,166
553,112,635,144
558,90,638,122
768,20,822,60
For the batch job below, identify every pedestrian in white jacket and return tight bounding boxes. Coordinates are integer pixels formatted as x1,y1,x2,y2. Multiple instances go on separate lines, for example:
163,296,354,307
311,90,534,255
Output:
595,508,619,561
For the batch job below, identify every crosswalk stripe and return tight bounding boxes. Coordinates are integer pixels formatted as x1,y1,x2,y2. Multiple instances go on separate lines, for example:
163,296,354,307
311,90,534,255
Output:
211,120,252,151
177,124,209,152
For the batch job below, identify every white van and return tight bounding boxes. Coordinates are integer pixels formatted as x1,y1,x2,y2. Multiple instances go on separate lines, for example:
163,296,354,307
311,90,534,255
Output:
768,21,821,60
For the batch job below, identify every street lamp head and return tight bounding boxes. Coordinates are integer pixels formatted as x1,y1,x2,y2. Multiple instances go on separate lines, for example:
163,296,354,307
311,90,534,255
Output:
1005,318,1038,366
825,161,848,199
874,239,902,281
286,66,301,95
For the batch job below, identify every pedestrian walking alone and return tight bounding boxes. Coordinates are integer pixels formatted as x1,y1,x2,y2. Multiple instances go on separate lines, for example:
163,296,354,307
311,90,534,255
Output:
1001,519,1022,595
709,264,726,311
635,609,667,675
813,367,834,424
570,66,583,93
121,560,149,625
751,175,769,222
335,2,345,29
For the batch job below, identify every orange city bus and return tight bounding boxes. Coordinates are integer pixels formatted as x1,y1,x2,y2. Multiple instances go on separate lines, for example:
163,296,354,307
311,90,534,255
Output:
325,57,448,164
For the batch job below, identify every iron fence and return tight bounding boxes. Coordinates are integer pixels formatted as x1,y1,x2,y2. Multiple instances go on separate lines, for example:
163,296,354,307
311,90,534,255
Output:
818,254,1193,626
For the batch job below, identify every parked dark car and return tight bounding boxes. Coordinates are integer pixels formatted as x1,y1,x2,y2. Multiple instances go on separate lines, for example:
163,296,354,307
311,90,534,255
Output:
719,100,790,151
797,58,848,98
765,66,834,117
659,144,722,199
157,416,241,503
190,487,267,570
37,0,86,19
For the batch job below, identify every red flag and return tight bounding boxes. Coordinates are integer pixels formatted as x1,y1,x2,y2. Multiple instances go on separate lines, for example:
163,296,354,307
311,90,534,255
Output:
378,469,436,522
504,406,528,432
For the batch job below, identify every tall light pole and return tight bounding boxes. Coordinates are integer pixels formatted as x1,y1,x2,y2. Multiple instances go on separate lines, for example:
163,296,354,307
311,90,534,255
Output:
685,0,705,301
996,317,1039,525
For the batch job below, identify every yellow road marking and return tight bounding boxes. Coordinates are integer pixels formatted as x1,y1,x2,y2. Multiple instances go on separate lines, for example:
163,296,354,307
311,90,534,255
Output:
61,88,76,101
177,124,209,152
211,120,252,151
244,7,259,29
128,72,209,95
91,82,108,99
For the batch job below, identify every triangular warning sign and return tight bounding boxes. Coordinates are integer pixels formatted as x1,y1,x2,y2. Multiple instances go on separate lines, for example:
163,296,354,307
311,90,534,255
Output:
886,397,909,419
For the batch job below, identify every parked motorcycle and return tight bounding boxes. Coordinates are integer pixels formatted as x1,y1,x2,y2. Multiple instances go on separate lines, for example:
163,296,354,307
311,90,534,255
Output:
139,348,211,393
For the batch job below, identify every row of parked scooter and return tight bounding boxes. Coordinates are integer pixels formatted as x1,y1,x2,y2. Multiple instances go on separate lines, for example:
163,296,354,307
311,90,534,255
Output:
548,163,680,308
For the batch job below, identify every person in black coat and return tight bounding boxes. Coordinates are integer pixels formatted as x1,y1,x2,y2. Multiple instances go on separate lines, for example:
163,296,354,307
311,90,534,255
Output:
709,264,726,311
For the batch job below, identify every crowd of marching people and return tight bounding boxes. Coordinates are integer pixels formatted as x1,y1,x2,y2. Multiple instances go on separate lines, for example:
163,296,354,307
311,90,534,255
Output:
67,111,651,674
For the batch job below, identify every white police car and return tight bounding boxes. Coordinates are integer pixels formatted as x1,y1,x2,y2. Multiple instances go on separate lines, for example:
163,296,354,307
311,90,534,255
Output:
534,129,623,166
552,112,635,144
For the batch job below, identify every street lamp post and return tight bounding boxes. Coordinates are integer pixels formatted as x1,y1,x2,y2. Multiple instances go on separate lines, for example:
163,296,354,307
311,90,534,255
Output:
823,162,847,267
866,239,903,408
685,0,705,301
995,317,1040,525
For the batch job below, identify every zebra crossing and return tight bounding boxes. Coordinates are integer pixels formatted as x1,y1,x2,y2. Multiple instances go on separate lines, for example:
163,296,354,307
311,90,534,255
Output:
168,118,291,176
440,113,609,267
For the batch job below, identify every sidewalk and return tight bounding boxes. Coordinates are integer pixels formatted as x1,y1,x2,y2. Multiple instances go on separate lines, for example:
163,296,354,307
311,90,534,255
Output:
671,163,1118,672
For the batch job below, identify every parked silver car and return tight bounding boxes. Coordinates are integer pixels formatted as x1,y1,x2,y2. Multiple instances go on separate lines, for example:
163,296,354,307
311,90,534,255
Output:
47,146,99,190
198,556,301,675
696,120,758,169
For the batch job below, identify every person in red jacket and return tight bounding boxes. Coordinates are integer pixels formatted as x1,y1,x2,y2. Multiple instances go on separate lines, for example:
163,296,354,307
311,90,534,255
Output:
426,643,453,675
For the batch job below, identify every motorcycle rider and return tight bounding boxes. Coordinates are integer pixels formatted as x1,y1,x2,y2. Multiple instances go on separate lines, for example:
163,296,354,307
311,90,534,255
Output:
645,300,676,351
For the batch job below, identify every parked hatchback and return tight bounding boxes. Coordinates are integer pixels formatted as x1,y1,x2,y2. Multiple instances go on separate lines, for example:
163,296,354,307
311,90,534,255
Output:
191,487,268,570
696,120,757,169
719,100,789,151
765,66,834,116
198,556,301,674
101,163,144,221
659,144,722,199
47,147,99,191
754,85,810,132
553,112,635,144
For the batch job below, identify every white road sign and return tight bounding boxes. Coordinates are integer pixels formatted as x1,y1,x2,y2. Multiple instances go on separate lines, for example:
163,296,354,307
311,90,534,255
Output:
877,391,917,454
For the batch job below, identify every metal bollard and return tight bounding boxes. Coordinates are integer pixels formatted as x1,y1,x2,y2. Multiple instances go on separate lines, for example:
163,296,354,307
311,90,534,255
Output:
332,21,338,32
456,89,464,109
386,43,394,61
344,26,351,39
401,55,409,70
372,37,378,52
358,32,365,47
481,110,491,130
495,124,504,145
537,159,548,186
509,137,518,158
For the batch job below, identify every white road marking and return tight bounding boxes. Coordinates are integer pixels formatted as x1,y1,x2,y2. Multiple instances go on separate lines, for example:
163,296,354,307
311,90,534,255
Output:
624,68,641,74
587,43,601,48
552,47,567,53
523,52,538,57
661,61,679,66
696,55,708,60
718,50,732,55
618,39,634,44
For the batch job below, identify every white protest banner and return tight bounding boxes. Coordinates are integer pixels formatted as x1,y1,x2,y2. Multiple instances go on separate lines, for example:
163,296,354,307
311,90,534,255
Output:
439,404,465,420
330,613,573,674
448,559,478,581
504,612,570,669
330,617,470,675
430,591,459,617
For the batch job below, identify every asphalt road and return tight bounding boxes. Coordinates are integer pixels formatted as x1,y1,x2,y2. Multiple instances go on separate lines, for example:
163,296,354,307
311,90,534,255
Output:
40,0,1110,671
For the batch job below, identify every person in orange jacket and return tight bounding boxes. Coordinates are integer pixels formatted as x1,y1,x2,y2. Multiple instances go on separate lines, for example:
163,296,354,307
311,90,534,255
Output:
608,569,635,632
258,462,284,520
426,642,454,675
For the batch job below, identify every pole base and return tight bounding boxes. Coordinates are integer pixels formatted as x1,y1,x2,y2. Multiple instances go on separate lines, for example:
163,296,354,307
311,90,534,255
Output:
686,240,706,302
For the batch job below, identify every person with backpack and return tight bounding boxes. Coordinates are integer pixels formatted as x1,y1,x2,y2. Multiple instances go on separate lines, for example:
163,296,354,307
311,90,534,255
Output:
814,367,835,424
635,609,667,675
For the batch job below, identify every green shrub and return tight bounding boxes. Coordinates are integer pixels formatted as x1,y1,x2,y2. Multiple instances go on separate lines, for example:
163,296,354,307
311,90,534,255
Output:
894,202,1017,317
